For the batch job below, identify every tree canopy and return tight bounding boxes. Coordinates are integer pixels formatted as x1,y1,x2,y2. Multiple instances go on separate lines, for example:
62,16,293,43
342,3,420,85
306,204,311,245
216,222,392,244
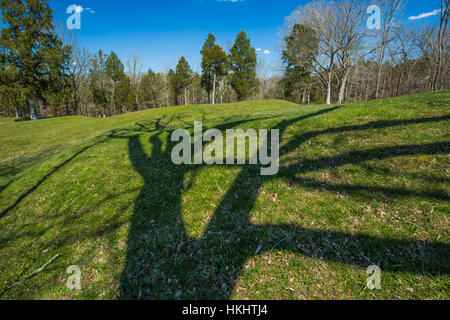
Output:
229,31,259,101
171,57,193,106
281,24,318,102
0,0,71,119
200,34,229,104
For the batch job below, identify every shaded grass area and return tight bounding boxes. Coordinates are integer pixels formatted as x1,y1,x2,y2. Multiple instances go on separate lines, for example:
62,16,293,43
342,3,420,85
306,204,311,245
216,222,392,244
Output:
0,101,301,195
0,92,449,299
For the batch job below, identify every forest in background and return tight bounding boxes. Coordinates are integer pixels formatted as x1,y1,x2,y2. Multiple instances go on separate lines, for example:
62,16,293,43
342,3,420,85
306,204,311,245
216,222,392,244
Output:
0,0,448,119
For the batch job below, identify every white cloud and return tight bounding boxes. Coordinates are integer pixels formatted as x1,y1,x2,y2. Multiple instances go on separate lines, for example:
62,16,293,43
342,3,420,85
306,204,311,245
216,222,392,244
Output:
409,9,441,20
72,5,95,14
256,48,262,52
263,49,271,55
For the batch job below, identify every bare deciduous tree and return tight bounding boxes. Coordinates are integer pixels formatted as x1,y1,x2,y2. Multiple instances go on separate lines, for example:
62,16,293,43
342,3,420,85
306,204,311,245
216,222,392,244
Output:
126,53,143,108
55,20,92,115
69,47,92,115
432,0,449,91
334,0,368,104
374,0,408,99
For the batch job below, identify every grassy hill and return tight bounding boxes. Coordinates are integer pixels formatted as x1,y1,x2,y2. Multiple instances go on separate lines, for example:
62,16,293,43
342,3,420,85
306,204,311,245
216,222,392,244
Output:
0,92,449,300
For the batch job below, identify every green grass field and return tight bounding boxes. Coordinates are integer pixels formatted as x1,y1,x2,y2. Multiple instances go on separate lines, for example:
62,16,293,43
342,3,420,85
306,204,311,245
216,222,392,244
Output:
0,91,449,300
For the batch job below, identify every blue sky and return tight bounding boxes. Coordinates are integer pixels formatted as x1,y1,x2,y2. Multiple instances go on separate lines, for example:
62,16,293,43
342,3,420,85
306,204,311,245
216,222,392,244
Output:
48,0,442,74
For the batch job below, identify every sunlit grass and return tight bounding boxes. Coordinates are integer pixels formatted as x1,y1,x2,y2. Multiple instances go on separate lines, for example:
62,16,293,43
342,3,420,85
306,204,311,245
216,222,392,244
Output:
0,91,449,300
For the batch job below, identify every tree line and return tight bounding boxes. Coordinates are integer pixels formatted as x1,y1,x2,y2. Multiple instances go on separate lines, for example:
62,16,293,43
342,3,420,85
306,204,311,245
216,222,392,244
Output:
0,0,259,119
0,0,448,119
277,0,449,105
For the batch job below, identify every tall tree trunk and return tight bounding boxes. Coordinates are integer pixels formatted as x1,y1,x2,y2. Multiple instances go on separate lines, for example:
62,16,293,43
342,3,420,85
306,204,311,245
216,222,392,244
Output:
212,73,216,105
326,72,332,105
15,107,19,119
433,0,449,91
375,46,386,99
184,88,187,106
301,90,306,104
28,97,38,120
338,69,349,104
433,29,443,90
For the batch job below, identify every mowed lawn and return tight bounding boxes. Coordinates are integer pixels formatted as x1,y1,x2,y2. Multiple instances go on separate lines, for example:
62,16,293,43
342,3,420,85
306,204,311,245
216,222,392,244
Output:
0,91,449,300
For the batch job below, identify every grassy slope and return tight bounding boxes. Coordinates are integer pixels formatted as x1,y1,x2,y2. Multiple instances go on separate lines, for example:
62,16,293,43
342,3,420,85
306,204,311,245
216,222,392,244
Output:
0,92,448,300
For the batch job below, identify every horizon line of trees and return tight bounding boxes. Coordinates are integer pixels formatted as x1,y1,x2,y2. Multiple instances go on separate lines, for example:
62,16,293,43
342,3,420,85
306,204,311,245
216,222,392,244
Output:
0,0,260,119
277,0,449,105
0,0,448,120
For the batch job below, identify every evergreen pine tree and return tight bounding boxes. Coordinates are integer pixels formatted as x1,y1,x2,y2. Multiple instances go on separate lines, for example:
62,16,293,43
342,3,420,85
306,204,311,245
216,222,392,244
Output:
0,0,71,120
200,34,229,104
171,57,193,106
229,31,259,101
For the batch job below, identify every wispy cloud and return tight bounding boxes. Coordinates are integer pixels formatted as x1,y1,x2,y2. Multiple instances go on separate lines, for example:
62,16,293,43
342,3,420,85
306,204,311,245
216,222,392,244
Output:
409,9,441,20
72,4,95,14
256,48,271,55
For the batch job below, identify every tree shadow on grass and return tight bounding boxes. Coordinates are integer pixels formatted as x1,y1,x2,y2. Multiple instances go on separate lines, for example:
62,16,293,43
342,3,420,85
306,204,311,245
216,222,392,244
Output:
0,181,12,195
0,141,106,219
117,108,450,299
1,106,448,299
